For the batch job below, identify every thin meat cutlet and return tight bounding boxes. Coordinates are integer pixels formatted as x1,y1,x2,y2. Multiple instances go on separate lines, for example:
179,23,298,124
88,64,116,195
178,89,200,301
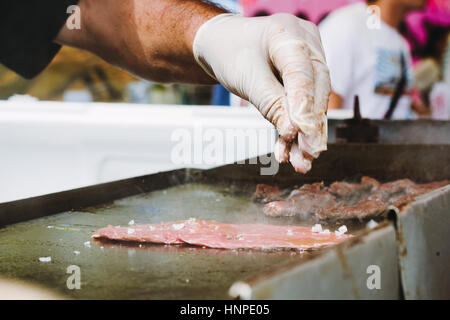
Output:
93,219,352,250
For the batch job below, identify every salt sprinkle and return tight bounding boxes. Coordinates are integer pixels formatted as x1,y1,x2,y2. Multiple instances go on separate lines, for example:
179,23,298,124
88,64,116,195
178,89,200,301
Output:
84,241,91,248
311,224,323,233
335,225,348,236
172,223,185,230
229,281,252,300
287,229,293,236
338,225,348,233
320,229,331,235
127,228,135,234
74,251,80,255
367,219,378,229
148,226,156,231
39,257,51,263
128,220,135,226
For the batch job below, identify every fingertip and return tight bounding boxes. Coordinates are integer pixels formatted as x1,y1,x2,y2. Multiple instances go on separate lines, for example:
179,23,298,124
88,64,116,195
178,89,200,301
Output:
289,142,312,174
274,110,297,141
298,133,321,159
279,125,297,142
292,158,312,174
274,139,290,163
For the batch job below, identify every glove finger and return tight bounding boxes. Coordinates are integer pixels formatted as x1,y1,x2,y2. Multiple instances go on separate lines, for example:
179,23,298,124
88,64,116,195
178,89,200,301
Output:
312,60,330,115
274,137,290,163
289,141,312,174
268,32,315,133
251,70,297,140
297,60,330,158
266,95,297,141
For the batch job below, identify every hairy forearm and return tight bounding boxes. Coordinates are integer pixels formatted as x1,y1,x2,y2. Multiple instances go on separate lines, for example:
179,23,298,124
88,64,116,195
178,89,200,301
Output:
55,0,227,83
328,91,343,109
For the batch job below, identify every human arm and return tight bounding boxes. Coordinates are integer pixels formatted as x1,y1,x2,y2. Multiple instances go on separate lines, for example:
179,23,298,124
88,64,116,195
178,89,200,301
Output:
57,1,331,172
328,91,343,110
55,0,226,84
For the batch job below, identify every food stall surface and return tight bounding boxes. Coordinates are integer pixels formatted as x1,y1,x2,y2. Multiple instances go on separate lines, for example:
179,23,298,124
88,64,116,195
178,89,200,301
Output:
0,183,356,300
0,143,448,299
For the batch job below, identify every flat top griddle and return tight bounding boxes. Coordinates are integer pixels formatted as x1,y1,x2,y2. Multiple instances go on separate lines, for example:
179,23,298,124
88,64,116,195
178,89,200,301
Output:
1,144,448,299
1,182,355,299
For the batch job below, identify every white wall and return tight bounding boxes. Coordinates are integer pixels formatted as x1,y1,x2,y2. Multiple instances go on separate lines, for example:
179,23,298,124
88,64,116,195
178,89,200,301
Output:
0,100,351,203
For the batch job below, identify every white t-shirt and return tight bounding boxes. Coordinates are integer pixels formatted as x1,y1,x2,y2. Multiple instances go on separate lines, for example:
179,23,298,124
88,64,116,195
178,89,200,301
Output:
319,2,414,119
443,34,450,87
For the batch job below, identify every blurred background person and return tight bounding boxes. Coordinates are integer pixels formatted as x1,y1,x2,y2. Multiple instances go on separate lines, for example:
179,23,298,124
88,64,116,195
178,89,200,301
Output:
445,33,450,86
412,21,450,118
319,0,427,119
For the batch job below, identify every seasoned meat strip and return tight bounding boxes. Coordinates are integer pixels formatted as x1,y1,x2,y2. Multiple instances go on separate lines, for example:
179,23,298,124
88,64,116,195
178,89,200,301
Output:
316,199,388,220
260,178,449,221
263,201,298,217
328,176,380,204
264,182,337,219
252,184,281,203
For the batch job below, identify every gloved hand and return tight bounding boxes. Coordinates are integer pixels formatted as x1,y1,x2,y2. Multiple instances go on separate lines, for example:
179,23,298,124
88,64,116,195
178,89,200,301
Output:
193,13,330,173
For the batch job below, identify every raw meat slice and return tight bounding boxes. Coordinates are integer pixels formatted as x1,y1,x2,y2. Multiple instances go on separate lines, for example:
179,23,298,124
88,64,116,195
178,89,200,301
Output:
92,219,351,250
92,224,184,244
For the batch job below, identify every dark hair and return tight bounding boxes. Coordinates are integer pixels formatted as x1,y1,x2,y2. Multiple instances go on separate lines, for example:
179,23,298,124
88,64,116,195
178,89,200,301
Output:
253,10,269,17
420,22,450,61
295,12,309,21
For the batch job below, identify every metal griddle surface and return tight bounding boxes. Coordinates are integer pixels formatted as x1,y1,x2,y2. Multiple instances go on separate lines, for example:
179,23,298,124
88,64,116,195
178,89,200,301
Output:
0,182,354,300
2,144,448,299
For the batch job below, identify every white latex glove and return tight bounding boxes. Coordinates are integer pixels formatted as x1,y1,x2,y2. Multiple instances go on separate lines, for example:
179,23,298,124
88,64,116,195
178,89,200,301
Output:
193,13,330,173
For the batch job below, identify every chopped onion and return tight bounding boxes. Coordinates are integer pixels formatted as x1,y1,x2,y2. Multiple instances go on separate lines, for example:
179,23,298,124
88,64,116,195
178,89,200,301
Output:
39,257,51,262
